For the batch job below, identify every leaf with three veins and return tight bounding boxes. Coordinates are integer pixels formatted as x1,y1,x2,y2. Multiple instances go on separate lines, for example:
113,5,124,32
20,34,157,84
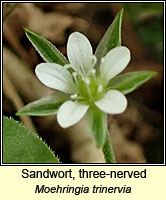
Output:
95,8,124,67
24,27,68,65
108,71,158,95
16,93,69,116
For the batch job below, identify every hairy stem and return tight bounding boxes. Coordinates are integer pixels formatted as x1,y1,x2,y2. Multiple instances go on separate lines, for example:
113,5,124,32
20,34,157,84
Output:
102,131,116,163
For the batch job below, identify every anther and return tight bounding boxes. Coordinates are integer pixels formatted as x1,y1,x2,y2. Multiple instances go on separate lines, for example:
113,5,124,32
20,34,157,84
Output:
101,58,105,64
72,72,77,78
72,72,78,83
82,77,90,85
71,94,78,100
98,85,103,92
91,69,96,75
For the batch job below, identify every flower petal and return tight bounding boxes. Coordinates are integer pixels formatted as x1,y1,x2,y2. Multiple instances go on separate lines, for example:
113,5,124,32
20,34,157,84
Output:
35,63,76,94
100,46,130,84
67,32,96,76
95,90,127,114
57,101,89,128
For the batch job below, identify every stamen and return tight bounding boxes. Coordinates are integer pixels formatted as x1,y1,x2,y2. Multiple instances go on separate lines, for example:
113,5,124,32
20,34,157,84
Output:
82,77,90,85
91,68,97,82
98,85,103,92
101,57,105,64
71,94,78,100
88,55,97,73
82,77,92,101
72,72,78,84
91,69,96,75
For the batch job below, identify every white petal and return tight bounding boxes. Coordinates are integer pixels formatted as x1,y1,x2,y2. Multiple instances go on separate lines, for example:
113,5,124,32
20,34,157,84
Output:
35,63,76,94
100,46,130,84
95,90,127,114
67,32,96,76
57,101,89,128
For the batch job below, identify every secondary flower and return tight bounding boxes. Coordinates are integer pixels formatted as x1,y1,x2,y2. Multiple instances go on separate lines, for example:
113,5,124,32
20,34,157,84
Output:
35,32,130,128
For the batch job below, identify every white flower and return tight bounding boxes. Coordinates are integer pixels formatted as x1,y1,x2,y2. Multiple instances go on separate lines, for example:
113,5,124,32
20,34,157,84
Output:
35,32,130,128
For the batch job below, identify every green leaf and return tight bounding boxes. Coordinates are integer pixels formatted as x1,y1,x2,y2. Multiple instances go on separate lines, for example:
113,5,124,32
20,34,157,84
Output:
108,71,157,95
24,27,68,65
95,8,124,66
16,93,69,116
102,132,116,163
3,117,60,163
87,106,107,148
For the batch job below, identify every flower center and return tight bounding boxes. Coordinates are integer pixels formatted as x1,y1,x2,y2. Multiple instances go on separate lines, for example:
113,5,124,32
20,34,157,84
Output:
71,70,105,105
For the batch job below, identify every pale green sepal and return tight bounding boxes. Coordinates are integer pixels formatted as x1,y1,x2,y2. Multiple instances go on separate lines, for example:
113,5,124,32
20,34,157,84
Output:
87,106,107,148
16,93,69,116
3,116,60,163
95,8,124,67
24,27,68,65
108,71,158,95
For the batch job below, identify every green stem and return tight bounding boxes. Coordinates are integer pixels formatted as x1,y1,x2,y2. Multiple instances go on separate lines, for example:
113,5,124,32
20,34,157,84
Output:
102,131,116,163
